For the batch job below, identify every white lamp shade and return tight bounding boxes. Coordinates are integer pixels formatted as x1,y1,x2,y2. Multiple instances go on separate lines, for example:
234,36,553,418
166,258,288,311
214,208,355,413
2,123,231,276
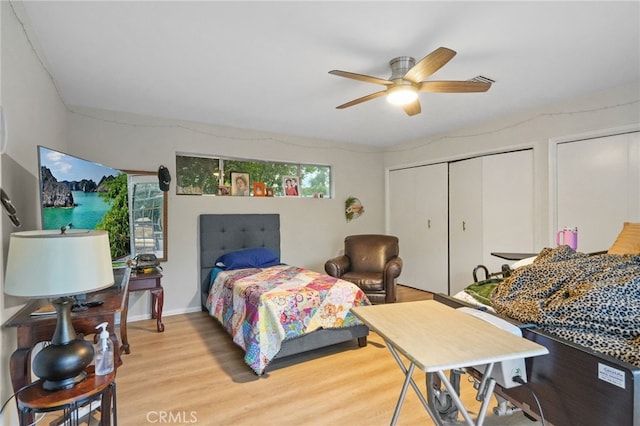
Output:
4,230,114,298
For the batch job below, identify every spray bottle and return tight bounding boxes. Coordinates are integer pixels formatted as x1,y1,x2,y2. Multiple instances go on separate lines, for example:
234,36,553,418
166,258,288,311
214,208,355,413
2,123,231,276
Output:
94,322,114,375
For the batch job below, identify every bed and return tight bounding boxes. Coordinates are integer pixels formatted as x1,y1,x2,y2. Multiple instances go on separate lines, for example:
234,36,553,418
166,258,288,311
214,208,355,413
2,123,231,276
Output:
198,214,370,375
434,237,640,426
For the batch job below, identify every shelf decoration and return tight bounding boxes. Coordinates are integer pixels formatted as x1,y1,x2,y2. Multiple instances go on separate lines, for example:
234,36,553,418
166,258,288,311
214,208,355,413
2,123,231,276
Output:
345,196,364,222
253,182,266,197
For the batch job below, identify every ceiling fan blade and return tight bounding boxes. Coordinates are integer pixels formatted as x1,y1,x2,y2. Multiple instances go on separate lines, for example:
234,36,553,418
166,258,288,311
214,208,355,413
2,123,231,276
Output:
418,81,491,93
403,47,456,83
329,70,393,86
336,90,387,109
402,100,422,116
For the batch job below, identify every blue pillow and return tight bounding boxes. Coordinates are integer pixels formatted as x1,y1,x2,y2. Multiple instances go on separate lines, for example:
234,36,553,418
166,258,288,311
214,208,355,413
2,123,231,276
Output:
215,248,280,270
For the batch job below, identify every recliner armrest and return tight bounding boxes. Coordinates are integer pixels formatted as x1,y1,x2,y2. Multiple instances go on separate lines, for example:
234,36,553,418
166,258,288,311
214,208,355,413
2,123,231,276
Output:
325,255,351,277
383,256,402,303
384,256,402,279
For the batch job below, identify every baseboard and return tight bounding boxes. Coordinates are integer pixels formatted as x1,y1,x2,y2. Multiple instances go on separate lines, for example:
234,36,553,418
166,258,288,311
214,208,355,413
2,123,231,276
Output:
398,283,434,293
125,306,203,323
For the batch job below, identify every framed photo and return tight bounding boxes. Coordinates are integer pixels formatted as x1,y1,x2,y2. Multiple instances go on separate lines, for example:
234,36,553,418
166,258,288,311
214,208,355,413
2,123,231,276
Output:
217,185,231,196
265,187,274,197
231,172,250,196
283,176,299,197
253,182,266,197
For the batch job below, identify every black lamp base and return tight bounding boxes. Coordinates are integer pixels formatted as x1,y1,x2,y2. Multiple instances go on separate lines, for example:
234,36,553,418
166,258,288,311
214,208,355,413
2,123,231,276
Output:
32,297,95,391
42,370,88,392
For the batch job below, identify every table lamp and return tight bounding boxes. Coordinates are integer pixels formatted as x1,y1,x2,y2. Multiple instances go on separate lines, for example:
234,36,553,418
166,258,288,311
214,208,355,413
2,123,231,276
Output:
4,229,114,391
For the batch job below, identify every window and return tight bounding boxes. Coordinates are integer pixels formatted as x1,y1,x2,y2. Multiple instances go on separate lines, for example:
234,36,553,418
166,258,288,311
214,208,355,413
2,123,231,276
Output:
175,154,331,198
175,155,220,195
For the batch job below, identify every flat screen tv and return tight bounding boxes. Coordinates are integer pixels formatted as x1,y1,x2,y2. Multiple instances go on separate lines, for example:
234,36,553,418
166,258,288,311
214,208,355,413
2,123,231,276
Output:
37,145,130,259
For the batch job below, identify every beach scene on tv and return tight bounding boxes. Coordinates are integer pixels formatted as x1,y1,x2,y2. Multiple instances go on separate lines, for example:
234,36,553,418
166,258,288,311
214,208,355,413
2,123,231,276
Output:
38,146,130,258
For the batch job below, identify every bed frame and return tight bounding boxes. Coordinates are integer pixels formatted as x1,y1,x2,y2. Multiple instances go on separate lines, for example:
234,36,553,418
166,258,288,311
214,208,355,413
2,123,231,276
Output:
198,213,368,365
434,293,640,426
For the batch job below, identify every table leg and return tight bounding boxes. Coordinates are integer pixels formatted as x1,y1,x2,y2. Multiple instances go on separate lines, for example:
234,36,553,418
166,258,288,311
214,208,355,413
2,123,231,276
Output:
69,402,79,425
150,288,164,332
120,291,131,355
150,291,157,319
19,406,35,426
476,378,496,425
110,332,123,367
385,342,436,425
100,382,115,425
112,382,118,426
392,362,415,425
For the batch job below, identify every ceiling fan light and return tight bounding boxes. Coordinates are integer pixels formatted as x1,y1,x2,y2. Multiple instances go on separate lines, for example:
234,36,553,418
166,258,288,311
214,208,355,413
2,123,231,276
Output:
386,86,418,106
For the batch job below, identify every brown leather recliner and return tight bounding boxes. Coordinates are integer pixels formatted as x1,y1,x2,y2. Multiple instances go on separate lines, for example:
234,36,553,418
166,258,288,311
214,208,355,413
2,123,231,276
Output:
324,234,402,304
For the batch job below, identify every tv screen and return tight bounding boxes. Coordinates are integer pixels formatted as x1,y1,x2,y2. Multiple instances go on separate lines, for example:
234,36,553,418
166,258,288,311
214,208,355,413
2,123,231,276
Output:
38,145,130,259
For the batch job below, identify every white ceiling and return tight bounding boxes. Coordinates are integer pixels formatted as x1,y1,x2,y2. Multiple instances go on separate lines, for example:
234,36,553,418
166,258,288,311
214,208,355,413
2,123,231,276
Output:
16,1,640,147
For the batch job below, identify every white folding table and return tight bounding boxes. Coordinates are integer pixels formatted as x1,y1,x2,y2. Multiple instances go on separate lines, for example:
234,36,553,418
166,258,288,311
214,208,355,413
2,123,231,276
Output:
351,300,548,425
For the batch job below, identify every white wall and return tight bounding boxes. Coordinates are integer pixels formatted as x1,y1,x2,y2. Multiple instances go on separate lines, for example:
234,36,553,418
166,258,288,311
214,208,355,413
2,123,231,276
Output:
383,82,640,250
66,108,385,319
1,2,69,424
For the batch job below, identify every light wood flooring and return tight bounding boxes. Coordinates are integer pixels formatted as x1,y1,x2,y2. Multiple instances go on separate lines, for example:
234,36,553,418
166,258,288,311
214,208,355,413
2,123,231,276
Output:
114,285,538,425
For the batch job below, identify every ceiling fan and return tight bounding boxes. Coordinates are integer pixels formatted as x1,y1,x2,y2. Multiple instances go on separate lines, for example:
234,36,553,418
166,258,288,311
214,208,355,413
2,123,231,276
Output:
329,47,491,116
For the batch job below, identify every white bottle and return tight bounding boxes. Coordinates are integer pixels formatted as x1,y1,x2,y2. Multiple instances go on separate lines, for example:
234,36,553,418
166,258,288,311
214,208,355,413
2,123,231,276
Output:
94,322,114,375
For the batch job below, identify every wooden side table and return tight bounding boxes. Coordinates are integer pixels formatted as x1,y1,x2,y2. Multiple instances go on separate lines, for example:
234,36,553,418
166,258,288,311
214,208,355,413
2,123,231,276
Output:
17,366,116,426
120,269,164,355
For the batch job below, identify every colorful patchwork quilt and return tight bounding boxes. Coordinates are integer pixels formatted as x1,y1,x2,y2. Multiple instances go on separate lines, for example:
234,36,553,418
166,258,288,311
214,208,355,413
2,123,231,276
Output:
206,265,371,374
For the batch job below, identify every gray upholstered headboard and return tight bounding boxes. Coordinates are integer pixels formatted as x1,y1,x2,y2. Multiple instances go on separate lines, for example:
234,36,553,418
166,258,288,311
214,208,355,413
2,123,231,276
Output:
199,214,280,309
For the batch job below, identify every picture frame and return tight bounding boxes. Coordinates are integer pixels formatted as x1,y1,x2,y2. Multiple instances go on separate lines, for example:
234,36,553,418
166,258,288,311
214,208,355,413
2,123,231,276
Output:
217,185,231,196
265,188,274,197
253,182,266,197
231,172,250,196
283,176,299,197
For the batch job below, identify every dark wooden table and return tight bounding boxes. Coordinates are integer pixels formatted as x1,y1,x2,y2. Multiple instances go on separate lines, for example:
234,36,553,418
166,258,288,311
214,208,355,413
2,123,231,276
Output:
119,268,164,355
3,268,130,394
16,366,116,426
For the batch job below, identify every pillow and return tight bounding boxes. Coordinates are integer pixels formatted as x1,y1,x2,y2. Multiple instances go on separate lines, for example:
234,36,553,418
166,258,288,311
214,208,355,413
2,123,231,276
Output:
215,247,280,270
608,222,640,255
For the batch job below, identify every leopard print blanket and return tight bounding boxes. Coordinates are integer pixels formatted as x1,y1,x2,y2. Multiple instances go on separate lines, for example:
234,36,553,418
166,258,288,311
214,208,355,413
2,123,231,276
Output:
491,245,640,367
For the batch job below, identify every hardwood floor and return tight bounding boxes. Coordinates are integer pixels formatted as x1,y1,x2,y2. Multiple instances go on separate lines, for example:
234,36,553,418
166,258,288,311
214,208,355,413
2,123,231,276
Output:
114,286,537,425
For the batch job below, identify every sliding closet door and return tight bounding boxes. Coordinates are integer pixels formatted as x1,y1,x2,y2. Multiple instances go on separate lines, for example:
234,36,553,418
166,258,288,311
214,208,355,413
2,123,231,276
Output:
449,158,483,295
449,150,534,296
389,163,448,293
481,150,535,268
556,132,640,252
